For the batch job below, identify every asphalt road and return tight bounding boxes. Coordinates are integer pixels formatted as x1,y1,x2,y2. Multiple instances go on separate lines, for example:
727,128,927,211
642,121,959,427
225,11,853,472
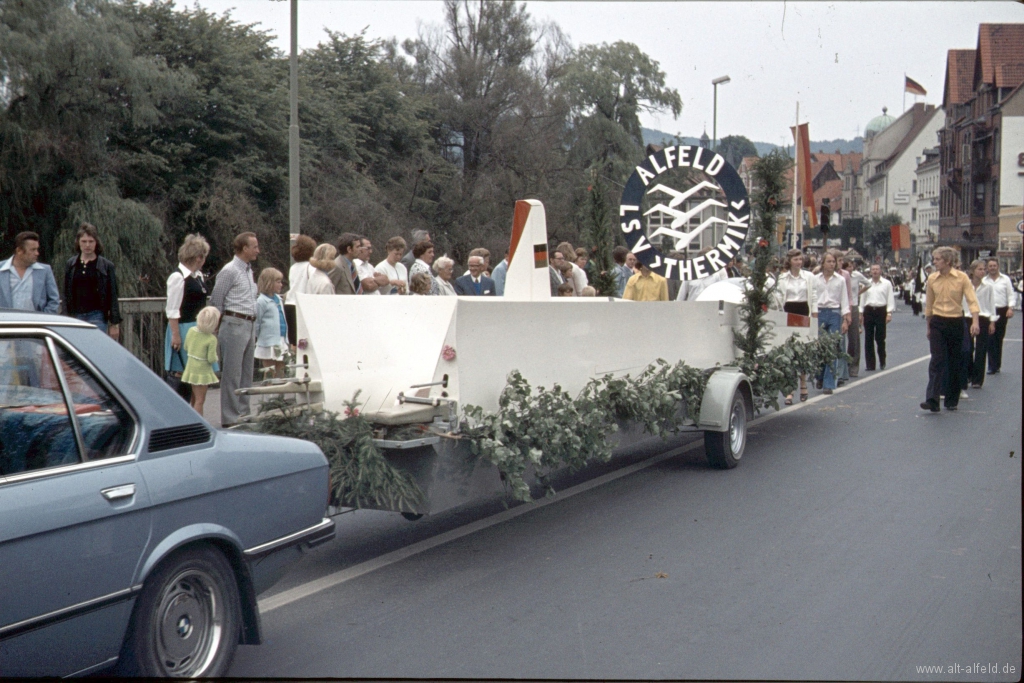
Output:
230,305,1023,680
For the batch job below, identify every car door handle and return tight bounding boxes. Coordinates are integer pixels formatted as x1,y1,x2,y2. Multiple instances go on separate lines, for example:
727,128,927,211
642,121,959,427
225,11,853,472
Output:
101,484,136,501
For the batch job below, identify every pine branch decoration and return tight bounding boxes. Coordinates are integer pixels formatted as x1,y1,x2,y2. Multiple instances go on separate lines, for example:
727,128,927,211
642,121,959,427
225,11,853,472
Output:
585,173,620,297
735,150,790,360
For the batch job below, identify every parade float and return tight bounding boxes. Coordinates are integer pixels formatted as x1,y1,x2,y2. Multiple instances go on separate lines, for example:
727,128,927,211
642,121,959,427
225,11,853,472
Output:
242,149,841,518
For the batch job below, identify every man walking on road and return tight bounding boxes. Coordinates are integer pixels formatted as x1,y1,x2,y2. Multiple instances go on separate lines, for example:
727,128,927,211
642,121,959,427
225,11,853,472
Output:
984,258,1015,375
921,247,979,413
211,232,260,427
846,258,868,377
860,264,895,371
813,251,850,395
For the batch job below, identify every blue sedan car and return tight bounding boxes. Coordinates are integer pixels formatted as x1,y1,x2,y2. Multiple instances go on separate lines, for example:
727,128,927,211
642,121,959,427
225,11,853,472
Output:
0,312,333,677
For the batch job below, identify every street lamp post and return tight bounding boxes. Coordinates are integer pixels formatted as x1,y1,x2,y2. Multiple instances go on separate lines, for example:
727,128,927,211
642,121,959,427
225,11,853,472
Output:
288,0,300,263
711,75,730,151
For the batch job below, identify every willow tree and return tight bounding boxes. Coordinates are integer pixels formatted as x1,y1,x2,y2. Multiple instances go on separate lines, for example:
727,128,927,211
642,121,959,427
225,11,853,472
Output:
0,0,182,287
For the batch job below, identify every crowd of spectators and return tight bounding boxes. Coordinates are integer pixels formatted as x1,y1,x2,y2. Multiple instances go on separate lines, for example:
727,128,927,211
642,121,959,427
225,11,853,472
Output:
5,224,1021,427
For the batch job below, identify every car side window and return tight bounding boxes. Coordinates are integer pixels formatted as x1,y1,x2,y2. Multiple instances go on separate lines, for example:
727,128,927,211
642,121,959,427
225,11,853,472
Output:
54,345,134,461
0,337,80,475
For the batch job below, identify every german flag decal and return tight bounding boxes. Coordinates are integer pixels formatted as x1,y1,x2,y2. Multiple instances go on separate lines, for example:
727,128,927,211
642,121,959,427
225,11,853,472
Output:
534,244,548,269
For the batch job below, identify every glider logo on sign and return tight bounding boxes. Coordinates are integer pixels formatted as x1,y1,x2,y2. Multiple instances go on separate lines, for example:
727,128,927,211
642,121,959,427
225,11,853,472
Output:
619,146,750,281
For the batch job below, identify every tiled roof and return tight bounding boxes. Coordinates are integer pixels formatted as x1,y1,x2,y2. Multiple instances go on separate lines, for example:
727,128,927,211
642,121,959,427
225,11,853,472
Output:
813,179,843,207
976,24,1024,89
996,63,1024,89
944,49,976,107
811,151,862,175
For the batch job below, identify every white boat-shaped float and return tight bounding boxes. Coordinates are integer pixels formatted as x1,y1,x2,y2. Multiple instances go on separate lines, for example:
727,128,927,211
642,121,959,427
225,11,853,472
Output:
247,200,815,516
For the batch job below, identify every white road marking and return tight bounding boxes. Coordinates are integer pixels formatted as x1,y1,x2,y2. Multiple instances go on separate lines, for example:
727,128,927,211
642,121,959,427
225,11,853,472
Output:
259,352,932,614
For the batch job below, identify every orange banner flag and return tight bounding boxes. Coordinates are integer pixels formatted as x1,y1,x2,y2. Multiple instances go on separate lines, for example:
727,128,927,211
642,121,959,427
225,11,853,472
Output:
790,123,817,230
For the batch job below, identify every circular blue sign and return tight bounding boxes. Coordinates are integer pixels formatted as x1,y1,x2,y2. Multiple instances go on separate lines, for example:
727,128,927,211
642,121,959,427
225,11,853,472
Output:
619,145,750,281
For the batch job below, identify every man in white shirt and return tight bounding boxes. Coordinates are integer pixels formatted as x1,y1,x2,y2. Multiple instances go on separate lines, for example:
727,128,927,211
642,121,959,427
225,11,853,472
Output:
813,251,850,394
984,259,1015,374
374,237,408,295
353,238,388,295
846,259,870,376
859,264,895,371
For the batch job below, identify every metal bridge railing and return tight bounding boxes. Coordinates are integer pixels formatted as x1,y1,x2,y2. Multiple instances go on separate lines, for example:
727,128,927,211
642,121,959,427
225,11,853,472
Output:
119,298,167,376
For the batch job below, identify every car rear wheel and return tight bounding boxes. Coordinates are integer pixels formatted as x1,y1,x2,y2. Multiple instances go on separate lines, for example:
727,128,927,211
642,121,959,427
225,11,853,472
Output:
704,392,747,469
120,545,241,678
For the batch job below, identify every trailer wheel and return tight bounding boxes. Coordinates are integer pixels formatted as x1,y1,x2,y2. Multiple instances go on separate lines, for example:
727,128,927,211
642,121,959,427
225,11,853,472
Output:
401,512,424,521
704,392,747,469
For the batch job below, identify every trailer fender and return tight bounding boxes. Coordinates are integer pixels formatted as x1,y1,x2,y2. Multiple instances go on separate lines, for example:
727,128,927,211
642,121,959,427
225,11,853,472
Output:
697,368,753,431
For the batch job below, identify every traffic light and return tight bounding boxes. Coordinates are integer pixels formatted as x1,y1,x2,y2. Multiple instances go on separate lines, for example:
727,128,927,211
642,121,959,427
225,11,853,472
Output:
819,201,831,238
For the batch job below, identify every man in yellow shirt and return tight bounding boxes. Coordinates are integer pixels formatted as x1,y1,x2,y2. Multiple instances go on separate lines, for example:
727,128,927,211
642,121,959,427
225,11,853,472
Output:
921,247,979,412
623,264,669,301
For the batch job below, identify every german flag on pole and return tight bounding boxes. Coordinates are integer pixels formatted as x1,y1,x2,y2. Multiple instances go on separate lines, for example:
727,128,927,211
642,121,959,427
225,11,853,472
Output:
905,76,927,96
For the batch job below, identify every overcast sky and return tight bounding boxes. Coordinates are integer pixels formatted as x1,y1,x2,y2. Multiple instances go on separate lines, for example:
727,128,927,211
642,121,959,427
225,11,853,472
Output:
187,1,1023,144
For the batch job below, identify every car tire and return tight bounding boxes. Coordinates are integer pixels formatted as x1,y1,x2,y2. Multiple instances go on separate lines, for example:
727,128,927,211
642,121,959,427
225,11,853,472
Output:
704,392,747,469
119,544,241,678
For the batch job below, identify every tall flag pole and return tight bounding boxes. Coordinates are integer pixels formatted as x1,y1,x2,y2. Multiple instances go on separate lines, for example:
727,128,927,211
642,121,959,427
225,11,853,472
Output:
791,102,800,248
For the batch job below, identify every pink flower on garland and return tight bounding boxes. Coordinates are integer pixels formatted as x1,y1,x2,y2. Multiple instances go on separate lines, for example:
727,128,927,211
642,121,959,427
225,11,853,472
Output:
442,345,456,361
344,406,360,418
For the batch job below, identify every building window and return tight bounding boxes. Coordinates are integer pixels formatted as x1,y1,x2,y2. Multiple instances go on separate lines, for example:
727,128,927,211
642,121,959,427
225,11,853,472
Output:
912,180,917,194
992,178,998,214
912,208,917,222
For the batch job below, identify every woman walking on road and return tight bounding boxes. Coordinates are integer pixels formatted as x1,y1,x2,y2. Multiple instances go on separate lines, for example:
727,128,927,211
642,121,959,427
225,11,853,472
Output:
776,248,817,403
921,247,979,413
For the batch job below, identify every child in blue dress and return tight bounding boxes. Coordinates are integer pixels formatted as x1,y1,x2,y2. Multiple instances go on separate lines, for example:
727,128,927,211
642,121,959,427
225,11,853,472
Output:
255,267,288,379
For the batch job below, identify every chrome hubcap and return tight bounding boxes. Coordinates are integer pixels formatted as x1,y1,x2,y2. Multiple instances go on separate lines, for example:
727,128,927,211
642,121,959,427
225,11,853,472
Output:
154,569,223,677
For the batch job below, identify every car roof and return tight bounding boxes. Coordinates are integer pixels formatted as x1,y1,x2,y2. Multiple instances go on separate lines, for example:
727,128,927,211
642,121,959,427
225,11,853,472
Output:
0,310,94,327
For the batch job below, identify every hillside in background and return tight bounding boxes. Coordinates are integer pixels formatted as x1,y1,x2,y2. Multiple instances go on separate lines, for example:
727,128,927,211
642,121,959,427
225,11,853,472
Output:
641,127,864,157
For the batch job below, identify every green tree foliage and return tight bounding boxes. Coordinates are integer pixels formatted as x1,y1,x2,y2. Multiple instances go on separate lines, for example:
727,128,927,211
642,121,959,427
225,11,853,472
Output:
297,31,439,247
53,178,168,296
2,0,688,289
560,41,680,174
717,134,758,169
558,40,681,241
0,0,183,287
109,0,290,269
401,0,574,260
